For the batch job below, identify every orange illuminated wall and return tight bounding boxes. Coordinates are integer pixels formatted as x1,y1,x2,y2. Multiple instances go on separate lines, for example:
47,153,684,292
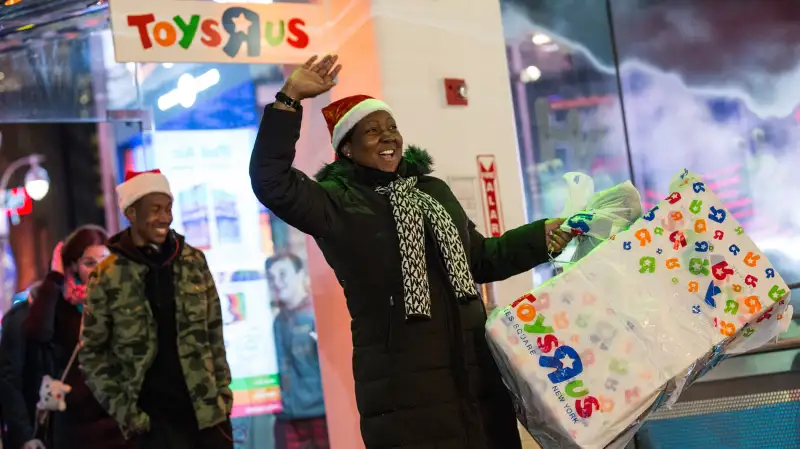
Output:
283,1,382,448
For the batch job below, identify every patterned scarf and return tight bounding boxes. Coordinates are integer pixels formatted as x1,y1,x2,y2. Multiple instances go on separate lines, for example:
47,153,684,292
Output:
376,176,478,319
65,274,87,306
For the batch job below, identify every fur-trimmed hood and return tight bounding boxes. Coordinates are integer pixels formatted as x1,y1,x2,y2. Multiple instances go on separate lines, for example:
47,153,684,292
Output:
314,146,433,183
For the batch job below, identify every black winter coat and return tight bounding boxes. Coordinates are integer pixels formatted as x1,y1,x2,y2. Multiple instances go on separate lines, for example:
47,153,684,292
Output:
250,105,551,449
0,300,54,449
24,272,134,449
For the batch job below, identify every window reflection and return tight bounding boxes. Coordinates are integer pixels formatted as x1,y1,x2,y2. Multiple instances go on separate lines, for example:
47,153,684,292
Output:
502,1,631,281
502,0,799,343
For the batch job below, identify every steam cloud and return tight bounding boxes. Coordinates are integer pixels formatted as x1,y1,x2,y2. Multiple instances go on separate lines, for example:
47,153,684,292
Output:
590,65,799,255
501,1,800,258
502,0,800,117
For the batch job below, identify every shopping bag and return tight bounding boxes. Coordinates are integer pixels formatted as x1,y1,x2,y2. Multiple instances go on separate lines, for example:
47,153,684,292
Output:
487,169,792,448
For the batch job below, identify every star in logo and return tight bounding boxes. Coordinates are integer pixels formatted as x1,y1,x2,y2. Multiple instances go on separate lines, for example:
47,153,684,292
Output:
560,354,575,370
231,13,252,34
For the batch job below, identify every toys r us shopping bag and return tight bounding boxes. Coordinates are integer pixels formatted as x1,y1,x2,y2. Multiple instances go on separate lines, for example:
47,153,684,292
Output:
486,169,792,449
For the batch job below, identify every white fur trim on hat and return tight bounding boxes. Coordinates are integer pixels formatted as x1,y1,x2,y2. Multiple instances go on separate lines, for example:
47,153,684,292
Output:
332,98,393,150
116,172,172,212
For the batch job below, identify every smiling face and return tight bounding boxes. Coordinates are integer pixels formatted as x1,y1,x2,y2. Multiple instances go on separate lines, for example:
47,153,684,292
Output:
75,245,110,284
266,258,307,310
126,193,173,245
341,110,404,173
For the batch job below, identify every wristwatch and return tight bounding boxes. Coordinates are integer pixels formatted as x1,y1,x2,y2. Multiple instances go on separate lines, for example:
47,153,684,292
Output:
275,91,300,109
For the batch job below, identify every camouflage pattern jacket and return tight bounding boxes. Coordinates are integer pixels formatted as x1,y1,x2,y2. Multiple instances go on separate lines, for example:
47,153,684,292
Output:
79,237,232,438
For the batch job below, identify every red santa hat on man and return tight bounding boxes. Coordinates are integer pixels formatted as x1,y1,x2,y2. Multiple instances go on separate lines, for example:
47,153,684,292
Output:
322,94,393,152
116,169,172,212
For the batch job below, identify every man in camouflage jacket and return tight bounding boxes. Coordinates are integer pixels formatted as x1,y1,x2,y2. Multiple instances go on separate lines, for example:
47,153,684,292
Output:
79,170,233,449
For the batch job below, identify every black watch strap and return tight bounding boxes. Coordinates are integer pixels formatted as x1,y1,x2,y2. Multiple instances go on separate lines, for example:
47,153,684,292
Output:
275,91,300,109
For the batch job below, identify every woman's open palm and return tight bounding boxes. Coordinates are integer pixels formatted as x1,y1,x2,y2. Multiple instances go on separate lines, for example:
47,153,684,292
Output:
285,54,343,100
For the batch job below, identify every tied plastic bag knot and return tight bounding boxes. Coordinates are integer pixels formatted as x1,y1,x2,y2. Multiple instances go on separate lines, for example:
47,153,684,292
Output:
557,172,644,261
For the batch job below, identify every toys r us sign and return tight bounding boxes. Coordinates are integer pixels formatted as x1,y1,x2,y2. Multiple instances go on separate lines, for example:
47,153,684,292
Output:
477,155,504,237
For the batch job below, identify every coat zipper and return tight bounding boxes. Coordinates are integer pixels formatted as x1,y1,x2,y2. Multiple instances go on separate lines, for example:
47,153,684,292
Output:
385,295,394,350
427,216,472,446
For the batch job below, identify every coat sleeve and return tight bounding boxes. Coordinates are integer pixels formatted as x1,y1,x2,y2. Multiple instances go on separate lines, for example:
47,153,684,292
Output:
249,104,341,238
468,219,551,284
0,307,35,447
23,271,64,342
202,255,233,414
78,269,132,433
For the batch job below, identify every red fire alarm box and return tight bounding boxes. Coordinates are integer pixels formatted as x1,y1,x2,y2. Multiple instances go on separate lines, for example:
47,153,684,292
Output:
444,78,468,106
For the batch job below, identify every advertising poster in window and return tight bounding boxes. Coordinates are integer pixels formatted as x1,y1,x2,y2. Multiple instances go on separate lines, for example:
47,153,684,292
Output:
147,128,281,417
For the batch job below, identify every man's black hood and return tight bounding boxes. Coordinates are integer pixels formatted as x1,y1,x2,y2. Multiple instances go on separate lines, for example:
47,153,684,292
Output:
314,145,434,185
107,229,183,268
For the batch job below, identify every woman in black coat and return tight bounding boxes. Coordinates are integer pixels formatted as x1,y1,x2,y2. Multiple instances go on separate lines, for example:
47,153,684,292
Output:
23,226,135,449
0,292,54,449
250,54,572,449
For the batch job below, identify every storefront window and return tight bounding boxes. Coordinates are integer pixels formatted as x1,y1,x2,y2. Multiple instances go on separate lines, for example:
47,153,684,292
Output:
500,0,799,381
500,1,633,281
502,1,633,223
606,0,800,341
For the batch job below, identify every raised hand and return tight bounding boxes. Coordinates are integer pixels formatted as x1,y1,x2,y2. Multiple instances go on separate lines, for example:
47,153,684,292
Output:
282,54,343,101
51,241,64,274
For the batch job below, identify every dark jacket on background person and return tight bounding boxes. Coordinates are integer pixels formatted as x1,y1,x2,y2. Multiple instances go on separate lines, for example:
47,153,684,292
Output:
0,299,53,449
273,300,325,420
79,230,233,439
250,105,552,449
23,271,133,449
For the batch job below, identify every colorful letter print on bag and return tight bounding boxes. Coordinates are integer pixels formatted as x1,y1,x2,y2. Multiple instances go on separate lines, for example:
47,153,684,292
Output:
485,169,791,449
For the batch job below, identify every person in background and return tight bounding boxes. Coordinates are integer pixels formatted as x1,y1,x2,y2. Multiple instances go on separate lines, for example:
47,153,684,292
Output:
23,226,133,449
249,54,572,449
0,285,52,449
266,254,328,449
79,169,233,449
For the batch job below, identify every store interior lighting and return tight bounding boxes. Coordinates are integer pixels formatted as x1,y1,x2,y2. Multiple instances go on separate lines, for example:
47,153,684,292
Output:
532,33,552,45
157,68,221,111
520,65,542,83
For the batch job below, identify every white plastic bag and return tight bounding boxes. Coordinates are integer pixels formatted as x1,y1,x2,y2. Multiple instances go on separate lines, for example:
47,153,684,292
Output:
557,172,644,261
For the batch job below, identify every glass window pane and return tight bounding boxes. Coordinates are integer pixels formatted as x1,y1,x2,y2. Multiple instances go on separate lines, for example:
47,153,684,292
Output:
607,0,799,348
500,1,632,279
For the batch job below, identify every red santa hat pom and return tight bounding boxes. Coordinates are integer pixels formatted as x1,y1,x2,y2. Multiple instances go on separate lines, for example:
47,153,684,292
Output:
322,95,393,151
116,169,172,212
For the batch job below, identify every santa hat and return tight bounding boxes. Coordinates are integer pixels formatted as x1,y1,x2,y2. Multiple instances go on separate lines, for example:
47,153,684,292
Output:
322,95,393,151
116,169,172,212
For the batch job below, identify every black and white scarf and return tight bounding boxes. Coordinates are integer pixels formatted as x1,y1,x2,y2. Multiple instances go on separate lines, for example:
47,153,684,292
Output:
376,176,478,319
